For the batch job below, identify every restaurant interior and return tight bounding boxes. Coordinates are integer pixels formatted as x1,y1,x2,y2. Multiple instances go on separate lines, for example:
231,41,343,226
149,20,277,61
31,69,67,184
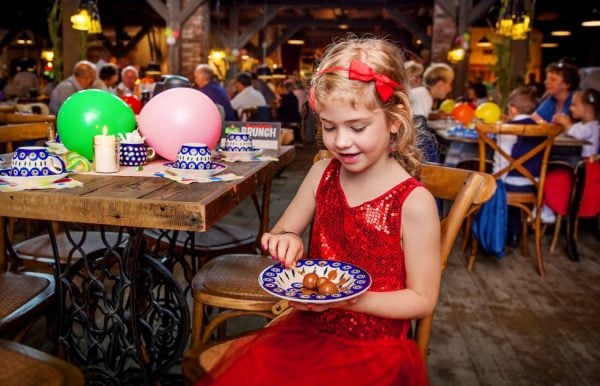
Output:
0,1,599,386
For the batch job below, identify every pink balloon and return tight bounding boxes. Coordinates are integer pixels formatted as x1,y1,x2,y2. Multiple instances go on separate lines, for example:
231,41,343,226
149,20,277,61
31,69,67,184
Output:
138,88,222,160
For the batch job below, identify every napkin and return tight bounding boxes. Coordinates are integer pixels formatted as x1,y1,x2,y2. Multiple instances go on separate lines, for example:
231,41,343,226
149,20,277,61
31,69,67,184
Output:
219,155,279,163
0,176,83,192
154,172,244,184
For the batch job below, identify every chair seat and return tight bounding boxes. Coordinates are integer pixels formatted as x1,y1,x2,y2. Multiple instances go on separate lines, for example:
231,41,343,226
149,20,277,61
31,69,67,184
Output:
13,231,128,267
0,339,84,386
0,272,54,334
193,254,278,308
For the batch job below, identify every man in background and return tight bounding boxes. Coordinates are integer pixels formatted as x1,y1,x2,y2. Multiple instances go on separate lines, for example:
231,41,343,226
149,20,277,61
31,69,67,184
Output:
194,64,236,121
49,60,96,114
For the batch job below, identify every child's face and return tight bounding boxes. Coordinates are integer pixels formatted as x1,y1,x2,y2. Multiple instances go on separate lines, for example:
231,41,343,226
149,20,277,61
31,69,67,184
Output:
318,98,398,173
569,93,586,120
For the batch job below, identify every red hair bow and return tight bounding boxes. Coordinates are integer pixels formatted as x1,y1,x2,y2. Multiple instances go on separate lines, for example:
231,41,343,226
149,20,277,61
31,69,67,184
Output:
347,59,400,102
308,59,401,110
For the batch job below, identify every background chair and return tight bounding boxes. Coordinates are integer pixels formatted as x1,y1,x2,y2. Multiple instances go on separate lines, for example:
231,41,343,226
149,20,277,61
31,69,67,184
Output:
182,162,496,384
0,121,55,153
0,339,84,386
545,155,600,260
470,122,562,276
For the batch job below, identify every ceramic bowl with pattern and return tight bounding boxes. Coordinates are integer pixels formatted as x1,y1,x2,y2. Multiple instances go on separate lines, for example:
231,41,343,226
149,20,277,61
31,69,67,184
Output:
259,259,372,304
224,133,253,152
120,143,156,166
11,146,66,177
175,143,212,170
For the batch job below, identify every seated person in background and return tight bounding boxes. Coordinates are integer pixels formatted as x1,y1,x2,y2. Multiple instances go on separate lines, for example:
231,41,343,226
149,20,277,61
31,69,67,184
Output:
466,82,488,106
532,61,580,125
276,81,301,126
95,64,118,93
194,64,237,121
117,65,139,97
494,86,539,187
553,88,600,158
230,72,267,119
542,88,600,225
49,60,97,114
412,62,454,119
494,86,541,245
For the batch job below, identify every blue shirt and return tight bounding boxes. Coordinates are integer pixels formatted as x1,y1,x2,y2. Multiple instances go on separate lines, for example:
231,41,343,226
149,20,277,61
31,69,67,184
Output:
534,92,574,122
197,81,237,121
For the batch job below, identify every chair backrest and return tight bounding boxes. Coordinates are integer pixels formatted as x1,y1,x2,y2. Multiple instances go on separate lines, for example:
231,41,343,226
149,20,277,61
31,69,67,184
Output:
415,163,495,359
572,155,600,218
0,122,55,153
475,122,562,204
0,112,56,124
311,150,496,361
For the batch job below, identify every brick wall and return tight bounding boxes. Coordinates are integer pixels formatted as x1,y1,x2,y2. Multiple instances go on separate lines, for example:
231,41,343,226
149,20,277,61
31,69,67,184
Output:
431,4,455,63
180,1,210,79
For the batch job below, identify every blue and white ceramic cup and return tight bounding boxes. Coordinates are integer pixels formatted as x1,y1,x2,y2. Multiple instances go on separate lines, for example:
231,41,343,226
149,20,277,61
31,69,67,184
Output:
11,146,66,176
176,143,212,170
119,143,156,166
224,133,253,152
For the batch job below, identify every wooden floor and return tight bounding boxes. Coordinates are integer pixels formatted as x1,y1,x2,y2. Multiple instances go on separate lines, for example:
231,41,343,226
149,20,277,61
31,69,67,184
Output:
14,142,600,385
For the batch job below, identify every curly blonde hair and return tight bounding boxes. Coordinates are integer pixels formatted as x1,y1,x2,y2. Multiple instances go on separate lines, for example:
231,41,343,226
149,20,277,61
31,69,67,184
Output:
310,35,422,178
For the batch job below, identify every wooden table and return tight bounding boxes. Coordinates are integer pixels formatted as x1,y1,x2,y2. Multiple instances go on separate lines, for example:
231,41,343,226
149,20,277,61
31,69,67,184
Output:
0,146,295,384
432,127,589,167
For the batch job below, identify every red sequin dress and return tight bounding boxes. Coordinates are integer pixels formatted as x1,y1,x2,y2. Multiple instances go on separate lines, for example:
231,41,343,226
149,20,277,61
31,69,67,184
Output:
196,159,429,386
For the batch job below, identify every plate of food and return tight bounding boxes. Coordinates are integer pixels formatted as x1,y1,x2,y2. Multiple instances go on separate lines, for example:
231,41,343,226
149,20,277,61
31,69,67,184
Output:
259,259,372,304
163,162,227,179
216,147,263,160
0,169,69,187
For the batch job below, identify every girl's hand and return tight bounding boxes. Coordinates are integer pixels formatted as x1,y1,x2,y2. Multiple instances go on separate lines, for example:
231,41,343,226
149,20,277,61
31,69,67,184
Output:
261,231,304,269
552,113,571,127
289,297,358,312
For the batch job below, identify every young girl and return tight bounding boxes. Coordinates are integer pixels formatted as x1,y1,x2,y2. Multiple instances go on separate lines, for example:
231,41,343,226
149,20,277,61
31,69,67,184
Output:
544,88,600,223
196,36,441,386
554,88,600,157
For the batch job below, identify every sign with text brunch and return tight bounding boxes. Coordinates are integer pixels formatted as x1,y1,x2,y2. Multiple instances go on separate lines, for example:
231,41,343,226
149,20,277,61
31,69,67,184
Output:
220,121,281,150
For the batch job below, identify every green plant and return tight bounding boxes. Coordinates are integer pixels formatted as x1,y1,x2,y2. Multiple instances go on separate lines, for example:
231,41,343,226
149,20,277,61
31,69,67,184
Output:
491,0,536,111
47,0,62,81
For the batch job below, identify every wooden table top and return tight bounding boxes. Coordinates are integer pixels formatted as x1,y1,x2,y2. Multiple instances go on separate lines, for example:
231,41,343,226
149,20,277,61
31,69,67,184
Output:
434,128,589,147
0,146,295,233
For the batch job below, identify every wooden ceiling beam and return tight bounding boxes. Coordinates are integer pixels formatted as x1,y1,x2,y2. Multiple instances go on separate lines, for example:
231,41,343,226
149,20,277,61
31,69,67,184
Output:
387,8,431,47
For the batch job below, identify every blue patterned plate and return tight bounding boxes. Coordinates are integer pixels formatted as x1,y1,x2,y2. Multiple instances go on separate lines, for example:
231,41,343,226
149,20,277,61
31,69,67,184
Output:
216,147,263,160
163,162,227,178
259,259,372,304
0,168,69,187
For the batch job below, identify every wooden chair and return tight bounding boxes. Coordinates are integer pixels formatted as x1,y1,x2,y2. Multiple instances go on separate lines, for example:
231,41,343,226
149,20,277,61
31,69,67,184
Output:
0,112,56,125
0,121,56,241
548,155,600,261
182,162,496,384
471,122,563,276
1,218,55,341
0,339,84,385
0,121,55,153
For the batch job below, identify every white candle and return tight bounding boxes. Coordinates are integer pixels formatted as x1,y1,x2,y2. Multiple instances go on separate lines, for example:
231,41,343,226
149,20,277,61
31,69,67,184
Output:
94,134,119,173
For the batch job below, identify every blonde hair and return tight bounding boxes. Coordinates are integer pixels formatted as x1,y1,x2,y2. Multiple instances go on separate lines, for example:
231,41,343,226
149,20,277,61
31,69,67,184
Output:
310,36,422,178
423,62,454,87
404,60,424,87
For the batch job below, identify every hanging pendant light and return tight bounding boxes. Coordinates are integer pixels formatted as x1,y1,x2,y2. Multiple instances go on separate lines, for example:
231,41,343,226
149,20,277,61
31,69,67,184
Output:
71,7,91,31
495,0,531,40
71,0,102,33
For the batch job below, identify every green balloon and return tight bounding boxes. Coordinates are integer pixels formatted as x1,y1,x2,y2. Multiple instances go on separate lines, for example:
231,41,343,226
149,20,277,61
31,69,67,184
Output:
57,89,136,160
